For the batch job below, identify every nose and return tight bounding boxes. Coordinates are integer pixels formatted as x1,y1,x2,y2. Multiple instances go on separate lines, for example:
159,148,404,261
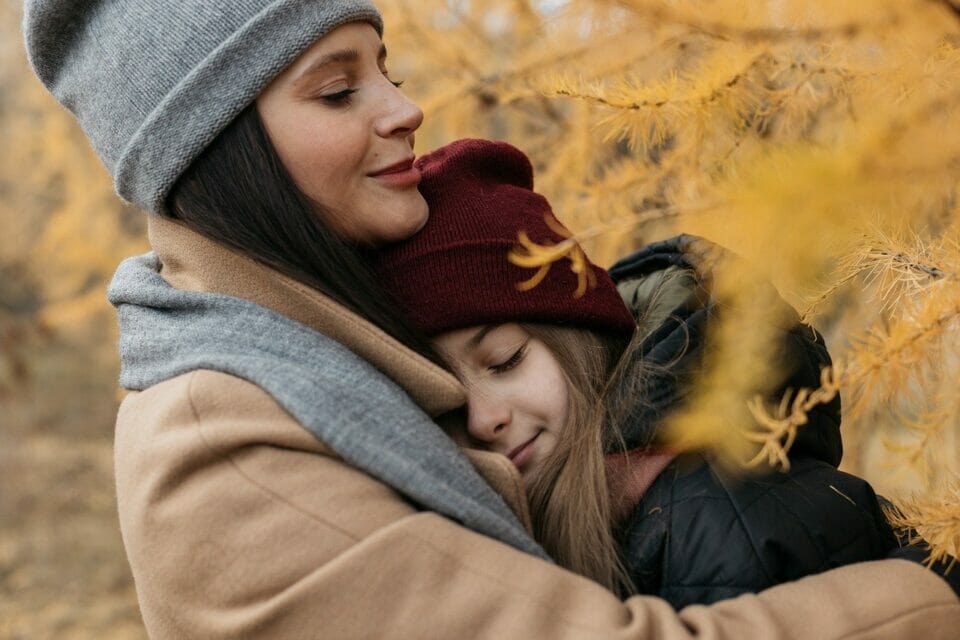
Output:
466,392,511,446
374,80,424,139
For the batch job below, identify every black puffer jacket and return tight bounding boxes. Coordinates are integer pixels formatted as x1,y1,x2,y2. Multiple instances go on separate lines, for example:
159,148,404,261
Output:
608,235,897,608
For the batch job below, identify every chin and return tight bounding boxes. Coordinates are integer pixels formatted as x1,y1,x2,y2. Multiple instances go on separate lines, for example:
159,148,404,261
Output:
376,208,428,245
399,197,429,236
409,206,429,235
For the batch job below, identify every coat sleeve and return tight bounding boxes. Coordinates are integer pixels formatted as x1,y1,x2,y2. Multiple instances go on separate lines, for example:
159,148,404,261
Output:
114,370,960,640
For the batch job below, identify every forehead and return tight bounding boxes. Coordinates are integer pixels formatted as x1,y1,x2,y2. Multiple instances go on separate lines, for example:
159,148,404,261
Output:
433,325,485,359
433,324,528,359
274,22,383,84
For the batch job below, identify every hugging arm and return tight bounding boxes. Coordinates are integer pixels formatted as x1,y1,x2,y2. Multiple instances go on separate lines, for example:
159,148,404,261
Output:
115,371,960,639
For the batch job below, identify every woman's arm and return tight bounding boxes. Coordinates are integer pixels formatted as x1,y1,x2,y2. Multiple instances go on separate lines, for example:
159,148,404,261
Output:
115,370,960,639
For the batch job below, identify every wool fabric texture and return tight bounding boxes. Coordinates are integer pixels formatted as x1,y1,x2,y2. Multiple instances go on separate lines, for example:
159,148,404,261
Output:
22,0,382,214
107,252,548,560
375,139,637,337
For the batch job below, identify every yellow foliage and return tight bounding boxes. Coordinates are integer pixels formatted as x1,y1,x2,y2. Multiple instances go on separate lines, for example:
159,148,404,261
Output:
1,3,148,354
744,366,842,471
886,479,960,570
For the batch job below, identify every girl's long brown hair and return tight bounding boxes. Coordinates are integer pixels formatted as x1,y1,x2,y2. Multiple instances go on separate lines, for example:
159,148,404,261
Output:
521,323,637,595
521,271,683,595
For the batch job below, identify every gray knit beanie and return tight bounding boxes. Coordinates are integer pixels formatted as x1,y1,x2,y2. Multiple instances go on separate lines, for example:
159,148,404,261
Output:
23,1,383,213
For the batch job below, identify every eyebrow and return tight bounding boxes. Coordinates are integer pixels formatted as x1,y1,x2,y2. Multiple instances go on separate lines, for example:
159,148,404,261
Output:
297,44,388,81
465,325,498,351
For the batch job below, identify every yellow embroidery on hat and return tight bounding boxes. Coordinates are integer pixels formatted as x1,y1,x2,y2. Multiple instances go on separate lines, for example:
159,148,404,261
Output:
508,216,597,298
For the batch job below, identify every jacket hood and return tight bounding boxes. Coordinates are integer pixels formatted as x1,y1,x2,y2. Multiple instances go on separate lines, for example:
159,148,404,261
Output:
610,235,842,466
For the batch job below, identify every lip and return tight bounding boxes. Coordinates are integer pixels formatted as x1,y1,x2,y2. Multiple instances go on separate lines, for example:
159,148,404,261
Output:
368,157,421,188
507,432,541,471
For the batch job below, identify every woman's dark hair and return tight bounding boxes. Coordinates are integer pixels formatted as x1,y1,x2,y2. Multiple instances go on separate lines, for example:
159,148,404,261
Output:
165,104,439,361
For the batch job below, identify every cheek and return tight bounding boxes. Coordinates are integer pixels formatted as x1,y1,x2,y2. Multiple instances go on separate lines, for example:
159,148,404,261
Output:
544,371,571,431
554,385,571,429
283,131,358,200
262,106,363,203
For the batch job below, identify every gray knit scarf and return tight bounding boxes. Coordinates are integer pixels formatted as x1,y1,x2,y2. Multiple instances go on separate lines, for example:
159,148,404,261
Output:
108,253,547,559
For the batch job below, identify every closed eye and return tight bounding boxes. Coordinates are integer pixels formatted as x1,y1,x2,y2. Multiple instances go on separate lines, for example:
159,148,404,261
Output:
490,345,527,374
320,88,357,104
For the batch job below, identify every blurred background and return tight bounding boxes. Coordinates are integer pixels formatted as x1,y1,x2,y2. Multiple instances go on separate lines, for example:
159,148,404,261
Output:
3,0,959,637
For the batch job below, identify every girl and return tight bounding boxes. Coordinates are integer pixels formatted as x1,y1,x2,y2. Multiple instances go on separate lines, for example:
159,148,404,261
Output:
374,138,958,605
23,1,959,637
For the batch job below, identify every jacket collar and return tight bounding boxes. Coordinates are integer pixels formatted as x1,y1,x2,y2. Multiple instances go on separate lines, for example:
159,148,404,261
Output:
147,214,464,418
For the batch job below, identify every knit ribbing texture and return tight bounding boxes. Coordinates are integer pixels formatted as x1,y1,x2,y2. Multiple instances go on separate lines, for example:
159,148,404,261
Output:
375,139,637,337
107,252,549,559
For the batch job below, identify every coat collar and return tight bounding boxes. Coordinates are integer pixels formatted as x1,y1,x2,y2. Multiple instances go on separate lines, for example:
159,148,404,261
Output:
146,214,465,418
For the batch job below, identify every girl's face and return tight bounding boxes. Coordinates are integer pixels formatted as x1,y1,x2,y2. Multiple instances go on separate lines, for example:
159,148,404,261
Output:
257,22,427,246
433,323,570,479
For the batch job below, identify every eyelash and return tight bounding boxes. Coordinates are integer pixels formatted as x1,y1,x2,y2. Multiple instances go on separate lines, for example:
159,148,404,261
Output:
490,345,527,374
320,88,357,104
319,78,404,105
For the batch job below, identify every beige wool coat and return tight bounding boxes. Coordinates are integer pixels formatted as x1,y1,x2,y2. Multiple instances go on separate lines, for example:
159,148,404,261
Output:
114,216,960,639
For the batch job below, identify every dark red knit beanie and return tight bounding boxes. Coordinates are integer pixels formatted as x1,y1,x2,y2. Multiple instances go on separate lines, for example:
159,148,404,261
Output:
374,138,637,338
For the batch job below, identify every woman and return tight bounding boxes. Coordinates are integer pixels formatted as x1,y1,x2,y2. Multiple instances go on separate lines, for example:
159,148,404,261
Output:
23,1,960,638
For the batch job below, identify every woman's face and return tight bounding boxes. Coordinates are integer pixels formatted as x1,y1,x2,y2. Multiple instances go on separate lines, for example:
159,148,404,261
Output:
257,22,427,246
433,324,570,480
